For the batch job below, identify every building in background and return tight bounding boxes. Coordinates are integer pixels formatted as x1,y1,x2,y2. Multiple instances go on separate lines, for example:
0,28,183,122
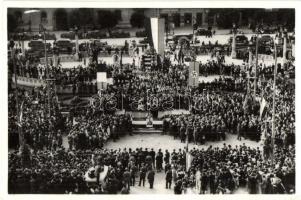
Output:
7,8,294,32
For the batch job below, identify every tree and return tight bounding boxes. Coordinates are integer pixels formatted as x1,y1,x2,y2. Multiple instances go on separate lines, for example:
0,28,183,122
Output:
7,14,17,33
130,11,146,28
97,10,118,30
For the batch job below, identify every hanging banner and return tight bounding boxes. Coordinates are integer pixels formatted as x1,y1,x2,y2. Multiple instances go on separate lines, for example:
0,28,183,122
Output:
150,17,165,56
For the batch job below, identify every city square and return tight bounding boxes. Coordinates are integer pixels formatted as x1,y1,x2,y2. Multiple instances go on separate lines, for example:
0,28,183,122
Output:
7,8,295,195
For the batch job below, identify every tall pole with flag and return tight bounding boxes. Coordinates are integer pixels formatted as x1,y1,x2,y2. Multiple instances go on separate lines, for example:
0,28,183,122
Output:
10,40,24,149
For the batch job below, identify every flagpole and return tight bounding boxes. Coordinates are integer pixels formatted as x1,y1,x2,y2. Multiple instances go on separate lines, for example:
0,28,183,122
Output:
271,40,277,165
10,41,24,149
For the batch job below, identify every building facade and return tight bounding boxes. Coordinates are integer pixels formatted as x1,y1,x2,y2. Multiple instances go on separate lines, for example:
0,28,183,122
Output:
8,8,241,32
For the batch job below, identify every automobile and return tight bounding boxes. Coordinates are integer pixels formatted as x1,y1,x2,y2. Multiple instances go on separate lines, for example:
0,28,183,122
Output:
259,35,274,46
139,37,149,44
89,39,108,48
28,40,51,50
56,39,74,54
173,34,193,45
195,28,211,36
228,35,249,45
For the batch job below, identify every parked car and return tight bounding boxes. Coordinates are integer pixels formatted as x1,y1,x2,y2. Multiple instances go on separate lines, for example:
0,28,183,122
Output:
56,39,74,54
139,37,149,44
173,34,193,45
28,40,51,50
228,35,249,45
256,35,274,47
195,28,211,36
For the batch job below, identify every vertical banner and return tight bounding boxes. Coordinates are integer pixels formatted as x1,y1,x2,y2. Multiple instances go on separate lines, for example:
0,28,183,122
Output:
150,18,165,56
188,61,199,87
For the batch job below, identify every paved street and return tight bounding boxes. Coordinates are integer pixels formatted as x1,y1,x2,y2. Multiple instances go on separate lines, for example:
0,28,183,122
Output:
103,132,261,152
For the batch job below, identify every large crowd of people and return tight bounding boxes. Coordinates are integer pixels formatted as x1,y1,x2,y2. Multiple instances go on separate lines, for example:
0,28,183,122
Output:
8,20,295,195
8,144,295,194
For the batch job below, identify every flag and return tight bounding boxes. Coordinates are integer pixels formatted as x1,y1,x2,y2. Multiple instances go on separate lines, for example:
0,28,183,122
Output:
259,98,267,120
186,152,194,172
243,94,249,112
150,18,165,55
17,101,24,127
